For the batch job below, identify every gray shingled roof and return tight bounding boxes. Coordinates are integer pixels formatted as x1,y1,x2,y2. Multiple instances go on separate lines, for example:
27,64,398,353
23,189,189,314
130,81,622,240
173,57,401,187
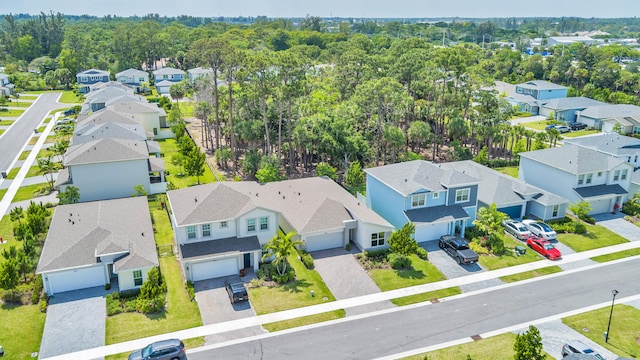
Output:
520,144,625,174
167,177,392,235
188,67,213,75
109,100,166,116
440,161,567,207
76,109,139,129
86,86,133,101
517,80,568,91
77,68,109,76
72,122,147,145
564,133,640,157
148,157,165,171
364,160,480,197
574,184,627,198
36,197,158,273
116,68,148,78
153,67,185,75
55,167,70,187
579,104,640,119
64,138,149,166
405,205,469,224
540,97,605,110
180,236,260,261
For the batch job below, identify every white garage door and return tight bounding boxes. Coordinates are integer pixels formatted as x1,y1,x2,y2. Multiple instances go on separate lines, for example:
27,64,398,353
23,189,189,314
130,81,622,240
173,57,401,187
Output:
191,257,238,282
305,232,344,252
416,222,449,242
589,199,611,215
47,266,105,295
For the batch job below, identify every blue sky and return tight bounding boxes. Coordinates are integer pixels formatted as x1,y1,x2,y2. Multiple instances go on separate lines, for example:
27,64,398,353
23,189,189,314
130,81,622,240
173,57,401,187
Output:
3,0,639,18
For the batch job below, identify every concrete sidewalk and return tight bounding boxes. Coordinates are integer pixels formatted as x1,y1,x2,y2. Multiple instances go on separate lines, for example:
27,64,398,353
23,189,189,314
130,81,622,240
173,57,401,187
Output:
41,241,640,360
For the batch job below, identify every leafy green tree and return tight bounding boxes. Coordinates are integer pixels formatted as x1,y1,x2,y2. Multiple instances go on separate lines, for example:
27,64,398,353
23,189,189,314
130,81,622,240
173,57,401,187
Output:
178,135,195,156
57,186,80,205
0,258,19,291
407,121,432,153
256,162,284,183
612,123,624,135
388,222,417,256
241,150,262,179
262,229,303,276
9,206,24,224
513,325,545,360
315,162,338,180
183,147,206,184
132,184,149,197
568,201,593,221
473,146,489,165
473,203,508,236
345,161,365,189
215,146,232,170
169,83,186,110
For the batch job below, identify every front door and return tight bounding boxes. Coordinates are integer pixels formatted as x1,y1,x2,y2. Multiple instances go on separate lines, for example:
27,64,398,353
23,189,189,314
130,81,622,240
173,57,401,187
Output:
243,253,251,269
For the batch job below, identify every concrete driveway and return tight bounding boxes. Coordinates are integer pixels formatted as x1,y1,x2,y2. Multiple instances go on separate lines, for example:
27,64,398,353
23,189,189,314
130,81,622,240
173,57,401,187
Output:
311,247,394,316
594,212,640,241
39,286,106,359
194,275,264,345
533,320,618,360
420,240,504,293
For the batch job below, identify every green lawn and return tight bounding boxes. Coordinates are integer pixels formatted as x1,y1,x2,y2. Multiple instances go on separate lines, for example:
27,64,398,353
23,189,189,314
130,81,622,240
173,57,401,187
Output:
58,91,82,104
49,108,70,115
0,189,7,202
404,332,553,360
6,165,41,180
37,126,46,133
176,102,194,118
369,254,447,291
0,129,4,136
262,310,346,332
479,235,542,270
563,304,640,359
521,121,551,131
558,224,628,252
499,266,562,283
12,183,50,202
0,109,25,117
18,151,30,160
0,119,13,126
7,101,32,108
391,287,462,306
494,166,518,178
561,129,600,138
149,196,174,247
27,136,39,145
19,94,38,99
157,138,216,188
0,304,47,359
0,215,21,263
591,248,640,262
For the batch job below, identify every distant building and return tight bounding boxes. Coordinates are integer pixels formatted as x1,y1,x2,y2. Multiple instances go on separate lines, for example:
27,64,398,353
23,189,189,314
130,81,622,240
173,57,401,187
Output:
547,36,596,46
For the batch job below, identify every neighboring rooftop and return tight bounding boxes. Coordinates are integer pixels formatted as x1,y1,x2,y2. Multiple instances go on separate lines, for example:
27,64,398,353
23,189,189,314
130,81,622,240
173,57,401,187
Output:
152,67,185,75
564,133,640,157
519,144,627,174
540,96,605,110
116,68,148,78
72,122,148,145
578,104,640,119
516,80,568,91
64,138,150,166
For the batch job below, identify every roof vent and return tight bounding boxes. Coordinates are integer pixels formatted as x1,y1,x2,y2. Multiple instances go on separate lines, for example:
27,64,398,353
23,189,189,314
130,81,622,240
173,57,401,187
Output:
283,196,285,199
404,179,407,182
141,232,144,236
256,193,259,197
194,197,197,203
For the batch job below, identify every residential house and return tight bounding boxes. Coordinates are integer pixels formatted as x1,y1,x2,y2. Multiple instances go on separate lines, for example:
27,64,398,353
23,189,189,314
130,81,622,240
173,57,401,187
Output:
152,67,186,94
519,144,632,215
565,133,640,195
55,138,166,202
166,177,393,282
36,197,159,295
76,69,110,93
547,36,596,46
538,97,605,123
77,101,170,139
440,160,568,221
364,160,480,241
72,122,151,145
490,80,568,115
576,104,640,134
115,68,149,86
0,73,14,96
187,67,214,84
81,86,138,113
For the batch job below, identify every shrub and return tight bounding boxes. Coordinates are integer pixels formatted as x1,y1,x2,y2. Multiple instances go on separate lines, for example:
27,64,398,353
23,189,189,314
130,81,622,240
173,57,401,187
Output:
0,290,21,304
387,253,411,270
469,241,489,255
299,252,314,270
39,298,48,313
31,274,43,304
416,247,429,260
465,226,486,240
364,249,389,260
345,243,351,251
136,295,165,313
186,281,195,301
487,235,505,255
574,222,587,234
104,283,111,291
256,263,274,280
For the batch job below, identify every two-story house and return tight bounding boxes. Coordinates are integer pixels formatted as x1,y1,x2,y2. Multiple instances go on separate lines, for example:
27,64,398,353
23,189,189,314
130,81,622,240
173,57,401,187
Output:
576,104,640,134
77,101,170,140
187,67,214,84
440,160,568,221
152,67,186,95
0,73,14,96
76,69,110,93
519,144,632,215
166,177,393,282
115,68,149,86
55,138,166,202
490,80,568,115
36,197,159,295
538,97,605,124
364,160,480,241
82,85,137,113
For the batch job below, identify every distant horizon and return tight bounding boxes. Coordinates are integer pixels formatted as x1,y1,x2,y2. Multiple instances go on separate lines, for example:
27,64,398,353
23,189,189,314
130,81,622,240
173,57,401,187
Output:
2,0,640,19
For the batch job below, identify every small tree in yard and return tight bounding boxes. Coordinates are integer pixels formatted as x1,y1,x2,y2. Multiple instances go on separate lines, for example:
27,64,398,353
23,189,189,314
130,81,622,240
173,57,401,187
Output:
388,222,417,256
473,204,508,236
315,162,338,180
568,201,593,222
0,258,19,292
513,325,545,360
136,267,166,313
183,147,206,184
345,161,365,188
57,186,80,204
262,229,302,277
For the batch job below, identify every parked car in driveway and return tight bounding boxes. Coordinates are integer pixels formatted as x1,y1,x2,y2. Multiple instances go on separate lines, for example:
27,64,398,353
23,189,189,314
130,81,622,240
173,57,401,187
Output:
545,124,556,130
555,125,571,133
522,220,557,241
569,122,588,131
438,235,479,265
526,236,561,260
561,340,605,359
224,280,248,304
128,338,187,360
502,219,532,240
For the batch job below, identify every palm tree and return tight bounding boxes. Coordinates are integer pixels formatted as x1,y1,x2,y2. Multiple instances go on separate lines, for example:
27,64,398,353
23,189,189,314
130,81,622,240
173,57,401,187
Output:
37,156,59,191
48,140,69,161
9,206,24,223
261,229,303,276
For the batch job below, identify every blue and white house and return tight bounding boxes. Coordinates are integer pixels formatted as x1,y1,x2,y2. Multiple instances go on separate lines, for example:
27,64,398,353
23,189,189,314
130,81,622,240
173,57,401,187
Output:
538,97,605,124
365,160,480,241
576,104,640,134
152,67,186,95
0,73,14,96
115,68,149,86
76,69,110,93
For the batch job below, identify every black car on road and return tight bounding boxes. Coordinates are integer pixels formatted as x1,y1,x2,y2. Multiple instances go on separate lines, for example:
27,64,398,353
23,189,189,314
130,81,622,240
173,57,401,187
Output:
225,280,248,304
438,235,479,265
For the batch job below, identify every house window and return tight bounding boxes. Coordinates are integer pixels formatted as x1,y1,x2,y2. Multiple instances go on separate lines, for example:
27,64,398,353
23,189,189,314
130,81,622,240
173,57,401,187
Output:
202,223,211,237
598,171,602,177
220,221,228,228
247,218,256,232
586,173,593,184
455,188,470,203
614,170,620,181
628,156,632,162
371,232,386,247
138,77,145,82
635,155,638,163
411,194,426,208
577,174,584,185
432,192,440,199
153,128,158,136
621,169,628,180
163,75,168,79
552,205,559,217
260,216,268,230
133,270,143,286
186,225,196,239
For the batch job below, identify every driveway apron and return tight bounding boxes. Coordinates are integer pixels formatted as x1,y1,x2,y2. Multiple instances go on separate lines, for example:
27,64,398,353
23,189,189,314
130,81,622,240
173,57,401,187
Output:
594,212,640,242
38,287,106,359
311,247,394,316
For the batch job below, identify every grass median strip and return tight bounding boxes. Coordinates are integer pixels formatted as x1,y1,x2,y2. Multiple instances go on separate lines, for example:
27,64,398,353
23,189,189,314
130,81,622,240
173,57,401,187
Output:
6,165,41,180
499,266,562,283
262,310,346,332
0,119,13,125
12,183,49,202
391,287,462,306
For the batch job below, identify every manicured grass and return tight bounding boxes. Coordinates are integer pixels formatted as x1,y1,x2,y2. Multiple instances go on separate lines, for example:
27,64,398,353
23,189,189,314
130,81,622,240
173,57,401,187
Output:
58,90,81,104
105,256,204,345
0,189,7,202
157,138,216,188
563,304,640,359
11,183,49,203
250,255,338,316
0,303,47,359
0,129,4,136
479,235,541,270
521,121,551,131
558,224,628,252
149,196,174,247
591,248,640,262
404,332,553,360
177,102,194,118
369,254,447,291
18,151,30,160
0,120,13,125
391,287,462,306
19,94,38,99
0,108,25,117
6,165,41,180
49,108,69,115
7,101,32,108
45,135,56,144
28,136,39,145
0,215,21,264
36,125,46,133
494,166,518,178
263,310,346,332
561,129,600,138
499,265,562,283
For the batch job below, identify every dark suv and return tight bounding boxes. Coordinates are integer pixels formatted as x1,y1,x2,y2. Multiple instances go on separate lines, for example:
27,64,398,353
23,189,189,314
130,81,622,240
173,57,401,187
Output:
225,280,248,303
128,338,186,360
569,122,588,131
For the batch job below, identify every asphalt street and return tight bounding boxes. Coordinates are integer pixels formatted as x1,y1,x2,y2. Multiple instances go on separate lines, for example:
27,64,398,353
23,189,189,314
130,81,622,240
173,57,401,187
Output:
0,93,62,173
188,258,640,360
